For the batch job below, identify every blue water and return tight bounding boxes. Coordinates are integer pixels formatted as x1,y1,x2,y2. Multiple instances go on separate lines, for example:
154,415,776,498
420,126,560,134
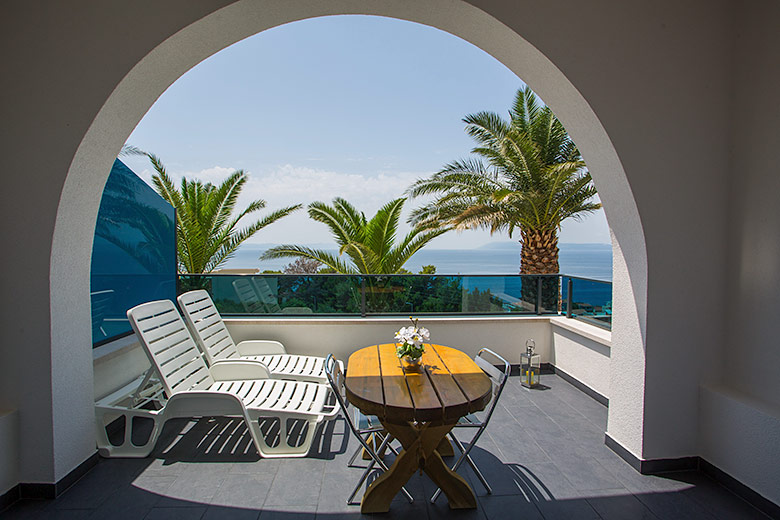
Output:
222,242,612,281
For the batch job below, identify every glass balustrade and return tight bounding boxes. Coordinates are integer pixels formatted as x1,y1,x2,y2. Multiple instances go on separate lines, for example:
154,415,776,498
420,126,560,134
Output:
561,275,613,329
177,273,570,318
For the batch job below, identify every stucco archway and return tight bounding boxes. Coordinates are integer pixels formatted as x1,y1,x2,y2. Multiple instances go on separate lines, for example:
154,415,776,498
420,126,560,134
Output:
52,0,648,478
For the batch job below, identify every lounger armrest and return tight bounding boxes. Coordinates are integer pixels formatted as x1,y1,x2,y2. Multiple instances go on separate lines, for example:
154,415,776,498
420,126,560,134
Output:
235,340,286,356
165,391,247,417
209,360,271,381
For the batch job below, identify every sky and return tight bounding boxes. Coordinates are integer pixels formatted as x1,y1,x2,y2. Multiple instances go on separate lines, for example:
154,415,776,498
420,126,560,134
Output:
122,15,610,249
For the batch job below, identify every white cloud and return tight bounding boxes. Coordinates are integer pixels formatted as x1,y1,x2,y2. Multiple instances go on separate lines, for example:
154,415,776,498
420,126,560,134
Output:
131,164,236,188
234,165,433,245
195,166,235,184
128,160,609,249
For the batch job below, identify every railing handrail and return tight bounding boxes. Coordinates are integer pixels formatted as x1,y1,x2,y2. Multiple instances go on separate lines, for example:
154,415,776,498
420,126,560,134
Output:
181,272,608,282
559,274,612,283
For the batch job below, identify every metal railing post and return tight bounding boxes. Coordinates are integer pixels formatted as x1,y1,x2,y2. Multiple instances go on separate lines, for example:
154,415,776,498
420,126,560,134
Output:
360,277,366,317
535,276,543,314
566,277,573,318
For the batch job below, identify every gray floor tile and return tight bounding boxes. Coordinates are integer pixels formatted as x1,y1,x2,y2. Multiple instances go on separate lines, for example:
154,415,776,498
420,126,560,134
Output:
487,425,551,464
553,455,624,491
87,484,162,519
479,494,543,519
4,375,769,520
586,493,660,520
202,506,261,519
534,497,601,520
14,508,95,520
259,504,317,519
264,459,324,506
427,499,486,520
209,473,274,509
1,500,51,520
633,491,717,520
154,471,228,508
678,473,770,520
144,506,207,519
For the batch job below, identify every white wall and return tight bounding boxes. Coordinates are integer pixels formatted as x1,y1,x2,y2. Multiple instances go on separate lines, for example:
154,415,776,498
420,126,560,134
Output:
0,410,19,496
700,385,780,506
92,337,151,402
93,316,605,405
727,0,780,411
226,316,552,366
704,0,780,502
550,318,611,399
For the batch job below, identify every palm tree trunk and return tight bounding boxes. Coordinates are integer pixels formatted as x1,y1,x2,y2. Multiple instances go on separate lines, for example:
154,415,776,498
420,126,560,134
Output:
519,228,560,274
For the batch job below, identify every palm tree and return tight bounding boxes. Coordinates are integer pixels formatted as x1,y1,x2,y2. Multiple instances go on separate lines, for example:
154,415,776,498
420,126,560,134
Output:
407,86,600,274
261,197,448,274
138,151,301,273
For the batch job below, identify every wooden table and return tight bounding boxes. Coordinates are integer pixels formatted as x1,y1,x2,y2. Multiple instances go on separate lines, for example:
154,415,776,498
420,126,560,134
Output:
345,343,492,513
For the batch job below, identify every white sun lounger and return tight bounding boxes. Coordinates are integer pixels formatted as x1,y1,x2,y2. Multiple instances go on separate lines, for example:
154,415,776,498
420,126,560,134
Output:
177,289,334,384
127,299,337,458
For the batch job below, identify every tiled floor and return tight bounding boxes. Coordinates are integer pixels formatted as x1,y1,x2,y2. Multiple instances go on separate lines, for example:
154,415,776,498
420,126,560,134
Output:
2,375,770,519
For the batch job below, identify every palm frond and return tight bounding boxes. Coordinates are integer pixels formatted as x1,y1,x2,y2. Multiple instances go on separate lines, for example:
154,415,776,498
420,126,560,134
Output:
261,245,357,274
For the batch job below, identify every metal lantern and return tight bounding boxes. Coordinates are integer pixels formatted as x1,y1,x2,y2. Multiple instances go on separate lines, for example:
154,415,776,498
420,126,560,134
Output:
521,339,541,388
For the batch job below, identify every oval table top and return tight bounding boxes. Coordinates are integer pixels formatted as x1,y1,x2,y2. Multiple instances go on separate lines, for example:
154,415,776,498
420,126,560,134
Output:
345,344,492,424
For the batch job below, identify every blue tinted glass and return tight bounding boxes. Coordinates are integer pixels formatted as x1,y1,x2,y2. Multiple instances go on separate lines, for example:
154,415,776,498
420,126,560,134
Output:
90,159,176,345
179,274,562,316
563,276,612,329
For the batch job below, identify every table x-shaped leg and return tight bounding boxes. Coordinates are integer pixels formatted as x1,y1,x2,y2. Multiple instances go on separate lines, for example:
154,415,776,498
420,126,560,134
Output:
360,420,476,513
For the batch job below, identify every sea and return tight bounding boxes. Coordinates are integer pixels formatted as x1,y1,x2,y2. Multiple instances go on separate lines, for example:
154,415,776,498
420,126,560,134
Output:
222,242,612,281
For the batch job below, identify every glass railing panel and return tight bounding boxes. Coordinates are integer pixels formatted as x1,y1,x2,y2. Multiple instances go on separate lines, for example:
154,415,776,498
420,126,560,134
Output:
462,275,533,314
176,273,605,324
562,275,612,330
91,159,176,347
178,274,363,315
274,274,362,314
362,275,464,314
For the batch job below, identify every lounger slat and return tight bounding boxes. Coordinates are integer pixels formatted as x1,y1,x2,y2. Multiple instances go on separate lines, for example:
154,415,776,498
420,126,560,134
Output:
271,381,299,410
127,298,334,458
178,290,330,383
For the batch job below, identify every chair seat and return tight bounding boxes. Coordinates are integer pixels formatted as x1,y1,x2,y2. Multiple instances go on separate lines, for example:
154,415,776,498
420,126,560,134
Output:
244,354,326,382
355,409,381,431
209,378,329,416
457,413,484,427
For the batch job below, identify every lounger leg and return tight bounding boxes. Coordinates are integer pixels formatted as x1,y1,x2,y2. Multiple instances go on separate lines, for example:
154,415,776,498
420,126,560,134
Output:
95,407,163,458
247,415,320,458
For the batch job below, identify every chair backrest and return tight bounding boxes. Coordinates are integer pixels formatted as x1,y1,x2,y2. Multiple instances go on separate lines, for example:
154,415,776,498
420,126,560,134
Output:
324,354,364,440
474,348,510,422
252,277,283,313
127,299,215,397
177,290,240,365
232,278,266,314
90,289,114,335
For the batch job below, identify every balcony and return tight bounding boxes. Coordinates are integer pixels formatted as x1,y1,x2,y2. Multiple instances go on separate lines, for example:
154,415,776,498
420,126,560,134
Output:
4,372,762,519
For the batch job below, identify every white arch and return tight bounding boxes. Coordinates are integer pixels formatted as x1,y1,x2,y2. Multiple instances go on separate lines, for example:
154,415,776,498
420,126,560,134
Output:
51,0,648,475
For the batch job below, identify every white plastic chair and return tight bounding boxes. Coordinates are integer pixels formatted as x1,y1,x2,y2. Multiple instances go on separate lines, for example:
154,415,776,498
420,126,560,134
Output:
232,278,267,314
430,347,510,502
232,277,313,314
178,289,333,384
127,299,337,458
324,354,413,505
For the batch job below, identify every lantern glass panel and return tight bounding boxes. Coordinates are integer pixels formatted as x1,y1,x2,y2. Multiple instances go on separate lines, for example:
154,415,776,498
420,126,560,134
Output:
521,353,541,388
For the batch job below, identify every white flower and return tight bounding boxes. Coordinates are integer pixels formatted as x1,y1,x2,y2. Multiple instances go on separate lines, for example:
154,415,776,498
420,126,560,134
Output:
394,319,431,359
